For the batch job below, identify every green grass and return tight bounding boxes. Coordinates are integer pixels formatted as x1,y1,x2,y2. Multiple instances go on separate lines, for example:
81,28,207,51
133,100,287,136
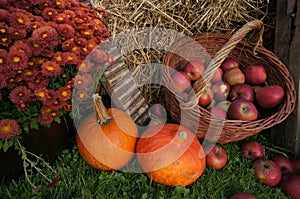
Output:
0,133,292,199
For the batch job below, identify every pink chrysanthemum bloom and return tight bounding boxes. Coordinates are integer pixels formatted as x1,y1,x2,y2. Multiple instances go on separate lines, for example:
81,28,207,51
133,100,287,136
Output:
56,24,75,38
7,48,29,70
61,39,75,51
63,52,79,65
77,61,92,73
22,69,38,81
41,7,58,21
57,86,72,102
55,0,66,10
34,87,49,102
31,25,60,48
41,61,62,77
52,52,65,66
74,37,87,47
76,89,88,101
53,13,69,24
73,73,92,89
9,12,32,30
9,86,32,105
0,119,20,140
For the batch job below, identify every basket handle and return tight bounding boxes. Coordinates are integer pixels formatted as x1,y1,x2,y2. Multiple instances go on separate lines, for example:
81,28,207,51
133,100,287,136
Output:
185,20,264,109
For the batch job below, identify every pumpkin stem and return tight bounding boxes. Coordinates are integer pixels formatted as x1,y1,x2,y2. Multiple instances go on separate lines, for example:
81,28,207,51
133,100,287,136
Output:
178,131,188,141
93,94,112,125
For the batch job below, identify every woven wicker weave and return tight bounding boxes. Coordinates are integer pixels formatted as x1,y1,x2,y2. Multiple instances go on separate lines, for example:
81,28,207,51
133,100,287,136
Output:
162,20,296,143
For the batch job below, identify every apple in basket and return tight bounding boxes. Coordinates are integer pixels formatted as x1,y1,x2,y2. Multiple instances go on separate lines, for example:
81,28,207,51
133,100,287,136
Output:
228,99,258,121
171,71,191,92
211,68,223,83
221,58,240,71
198,87,214,108
224,68,245,86
204,144,228,170
183,60,205,81
216,100,232,112
212,82,231,101
229,84,255,102
255,85,284,109
209,106,227,119
240,141,265,160
244,65,267,85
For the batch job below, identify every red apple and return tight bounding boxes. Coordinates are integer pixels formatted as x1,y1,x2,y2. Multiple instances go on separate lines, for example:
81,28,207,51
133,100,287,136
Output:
212,82,230,101
209,106,227,119
216,100,231,112
241,141,265,160
171,71,191,92
204,144,228,169
280,173,300,199
183,60,205,81
228,99,258,121
271,155,296,174
255,85,284,109
211,68,223,83
253,159,282,187
291,159,300,172
221,58,240,71
244,65,267,85
229,84,255,102
224,68,246,86
230,192,256,199
198,87,214,108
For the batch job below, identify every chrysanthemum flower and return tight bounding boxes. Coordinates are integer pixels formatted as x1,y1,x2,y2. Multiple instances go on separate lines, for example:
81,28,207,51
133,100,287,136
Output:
9,28,27,40
63,52,79,65
5,71,18,89
63,102,72,112
63,9,75,20
22,69,38,81
41,61,62,77
37,111,54,125
0,49,8,72
28,77,49,90
9,86,32,105
0,9,9,21
57,24,75,38
77,61,92,73
52,52,65,66
57,86,71,102
34,87,49,102
74,37,87,47
9,12,32,30
10,41,32,58
0,74,7,89
0,0,10,9
42,7,58,21
53,13,68,24
76,89,88,101
61,39,75,51
30,16,46,30
73,73,92,89
43,90,64,111
0,119,20,140
31,25,60,48
7,48,29,70
55,0,66,10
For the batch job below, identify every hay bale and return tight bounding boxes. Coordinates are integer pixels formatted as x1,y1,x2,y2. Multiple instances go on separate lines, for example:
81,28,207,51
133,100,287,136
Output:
87,0,271,104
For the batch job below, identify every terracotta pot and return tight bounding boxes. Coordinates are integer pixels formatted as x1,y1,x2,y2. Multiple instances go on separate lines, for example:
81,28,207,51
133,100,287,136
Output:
0,116,75,180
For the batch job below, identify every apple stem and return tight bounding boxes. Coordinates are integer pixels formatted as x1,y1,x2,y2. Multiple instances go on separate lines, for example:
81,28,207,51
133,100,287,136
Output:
264,81,269,87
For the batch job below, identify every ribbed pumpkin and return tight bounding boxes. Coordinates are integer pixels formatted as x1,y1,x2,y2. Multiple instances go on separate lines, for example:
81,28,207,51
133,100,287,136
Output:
76,94,138,171
136,123,206,186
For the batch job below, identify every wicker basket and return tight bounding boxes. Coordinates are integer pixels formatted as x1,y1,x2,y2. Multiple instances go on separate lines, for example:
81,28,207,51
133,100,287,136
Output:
162,20,296,143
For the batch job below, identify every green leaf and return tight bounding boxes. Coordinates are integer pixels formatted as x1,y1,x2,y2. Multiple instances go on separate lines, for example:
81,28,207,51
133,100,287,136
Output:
3,141,9,152
54,116,61,124
30,120,39,130
0,140,3,150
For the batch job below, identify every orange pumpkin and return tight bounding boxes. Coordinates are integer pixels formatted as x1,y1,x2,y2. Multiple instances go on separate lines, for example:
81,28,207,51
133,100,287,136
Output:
136,123,206,186
76,94,138,171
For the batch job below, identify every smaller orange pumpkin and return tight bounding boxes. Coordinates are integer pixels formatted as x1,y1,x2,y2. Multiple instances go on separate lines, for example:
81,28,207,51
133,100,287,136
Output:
136,123,206,186
76,94,138,171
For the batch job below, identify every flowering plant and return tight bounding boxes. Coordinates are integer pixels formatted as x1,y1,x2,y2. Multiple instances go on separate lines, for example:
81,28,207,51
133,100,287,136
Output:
0,0,112,150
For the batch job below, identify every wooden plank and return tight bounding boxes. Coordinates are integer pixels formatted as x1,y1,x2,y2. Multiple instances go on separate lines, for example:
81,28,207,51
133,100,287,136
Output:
283,0,300,156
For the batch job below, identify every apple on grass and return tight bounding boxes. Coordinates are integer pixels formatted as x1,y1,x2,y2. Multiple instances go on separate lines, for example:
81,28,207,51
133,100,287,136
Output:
271,155,296,174
280,173,300,199
253,159,282,187
240,141,265,160
212,82,230,101
244,65,267,86
230,192,256,199
224,68,245,86
228,99,258,121
229,84,255,102
291,159,300,173
255,85,284,109
204,144,228,170
221,58,240,71
183,60,205,81
171,71,191,92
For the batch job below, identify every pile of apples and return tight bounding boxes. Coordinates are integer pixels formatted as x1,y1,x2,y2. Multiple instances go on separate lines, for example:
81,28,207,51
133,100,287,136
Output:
171,58,285,120
204,141,300,199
